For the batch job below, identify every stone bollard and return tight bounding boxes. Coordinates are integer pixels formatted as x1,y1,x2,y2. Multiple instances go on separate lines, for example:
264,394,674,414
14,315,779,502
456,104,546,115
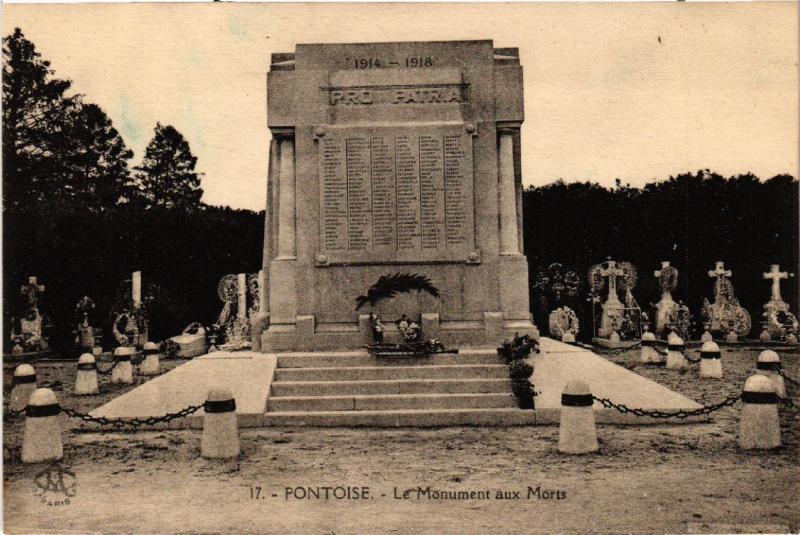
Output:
725,331,738,343
698,341,722,379
201,389,240,459
759,329,772,342
739,375,781,450
756,350,786,398
785,333,798,345
561,332,576,344
665,332,687,370
640,331,657,363
140,342,161,376
111,346,135,384
701,329,713,342
21,388,63,463
9,364,37,412
558,381,599,454
75,353,99,395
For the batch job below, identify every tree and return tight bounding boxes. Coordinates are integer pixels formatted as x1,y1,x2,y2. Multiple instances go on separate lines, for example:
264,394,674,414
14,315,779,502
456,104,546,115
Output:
134,123,203,210
3,28,134,211
2,27,75,209
60,103,135,208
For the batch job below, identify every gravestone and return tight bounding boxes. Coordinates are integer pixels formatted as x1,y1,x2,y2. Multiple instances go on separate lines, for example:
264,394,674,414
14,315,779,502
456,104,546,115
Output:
260,40,537,351
589,259,642,347
760,264,798,342
596,261,625,338
701,261,751,338
14,276,49,352
111,271,150,348
653,261,677,335
74,296,97,351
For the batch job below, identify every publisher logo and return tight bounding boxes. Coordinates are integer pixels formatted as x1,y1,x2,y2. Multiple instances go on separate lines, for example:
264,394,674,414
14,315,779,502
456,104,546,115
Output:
33,464,76,506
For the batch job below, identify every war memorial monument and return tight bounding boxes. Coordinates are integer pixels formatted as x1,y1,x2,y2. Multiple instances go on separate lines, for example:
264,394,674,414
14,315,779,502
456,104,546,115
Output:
259,40,537,352
89,40,701,428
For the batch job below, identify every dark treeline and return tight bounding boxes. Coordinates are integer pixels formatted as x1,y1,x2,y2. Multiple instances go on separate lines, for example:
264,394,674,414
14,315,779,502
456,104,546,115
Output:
3,204,263,352
2,28,262,352
3,28,798,351
523,173,799,339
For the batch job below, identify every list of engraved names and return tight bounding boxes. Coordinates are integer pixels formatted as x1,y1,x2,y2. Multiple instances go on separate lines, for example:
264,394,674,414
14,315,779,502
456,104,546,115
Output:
319,125,474,262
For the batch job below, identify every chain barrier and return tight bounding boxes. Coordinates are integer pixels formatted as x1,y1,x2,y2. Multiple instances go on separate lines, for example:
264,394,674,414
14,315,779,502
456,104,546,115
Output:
778,370,800,388
592,393,741,420
95,361,118,376
3,407,26,422
61,403,203,430
684,353,701,365
596,341,642,356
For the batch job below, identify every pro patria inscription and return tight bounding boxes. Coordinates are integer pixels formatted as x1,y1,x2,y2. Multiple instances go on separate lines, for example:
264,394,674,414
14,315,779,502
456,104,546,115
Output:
317,124,476,265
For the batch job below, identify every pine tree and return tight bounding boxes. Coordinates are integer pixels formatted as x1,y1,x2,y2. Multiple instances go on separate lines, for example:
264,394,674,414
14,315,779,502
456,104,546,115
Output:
2,28,75,209
3,28,135,211
134,123,203,210
61,103,135,208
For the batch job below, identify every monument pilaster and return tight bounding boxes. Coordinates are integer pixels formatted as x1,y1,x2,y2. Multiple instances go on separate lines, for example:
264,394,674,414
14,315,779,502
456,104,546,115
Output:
498,125,521,256
265,130,298,348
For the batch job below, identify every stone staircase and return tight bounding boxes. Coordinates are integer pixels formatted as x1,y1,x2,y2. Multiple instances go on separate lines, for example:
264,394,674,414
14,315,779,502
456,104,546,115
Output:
262,349,538,426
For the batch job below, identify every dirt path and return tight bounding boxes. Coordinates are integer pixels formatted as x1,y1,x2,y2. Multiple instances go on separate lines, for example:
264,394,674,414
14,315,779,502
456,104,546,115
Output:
4,348,799,534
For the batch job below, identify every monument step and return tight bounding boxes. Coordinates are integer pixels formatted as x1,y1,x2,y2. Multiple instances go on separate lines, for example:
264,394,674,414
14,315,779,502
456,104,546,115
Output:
267,392,516,412
270,378,514,397
261,407,538,427
276,350,502,368
272,364,508,382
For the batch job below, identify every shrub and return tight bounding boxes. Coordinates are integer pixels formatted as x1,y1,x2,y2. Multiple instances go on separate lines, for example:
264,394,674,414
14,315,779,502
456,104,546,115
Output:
509,359,533,379
161,339,180,359
511,379,535,410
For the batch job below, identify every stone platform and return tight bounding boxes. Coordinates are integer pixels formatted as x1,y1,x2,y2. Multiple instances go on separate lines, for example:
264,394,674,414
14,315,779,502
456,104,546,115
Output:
87,338,705,429
89,351,276,428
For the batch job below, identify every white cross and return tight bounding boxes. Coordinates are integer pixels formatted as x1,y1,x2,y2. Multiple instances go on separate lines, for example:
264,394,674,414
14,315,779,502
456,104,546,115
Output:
655,261,676,294
763,264,792,303
21,276,45,307
708,261,731,280
600,260,624,304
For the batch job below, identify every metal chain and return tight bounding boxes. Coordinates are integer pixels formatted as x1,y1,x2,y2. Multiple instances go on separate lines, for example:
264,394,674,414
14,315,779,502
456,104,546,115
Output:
592,393,741,420
596,341,642,356
778,370,800,388
61,403,203,430
684,353,701,365
95,361,118,376
3,407,26,422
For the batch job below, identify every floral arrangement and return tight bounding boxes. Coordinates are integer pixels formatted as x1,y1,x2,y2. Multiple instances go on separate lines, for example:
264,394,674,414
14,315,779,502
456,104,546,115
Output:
497,333,538,410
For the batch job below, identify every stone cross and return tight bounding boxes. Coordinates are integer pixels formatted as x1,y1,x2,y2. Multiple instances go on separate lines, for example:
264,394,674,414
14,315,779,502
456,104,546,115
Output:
763,264,791,303
708,261,731,280
600,261,624,305
20,276,45,309
655,261,675,294
132,271,142,308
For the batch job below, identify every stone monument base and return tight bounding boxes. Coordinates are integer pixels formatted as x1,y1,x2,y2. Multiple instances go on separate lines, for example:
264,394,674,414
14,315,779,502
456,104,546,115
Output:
89,338,705,429
261,313,538,352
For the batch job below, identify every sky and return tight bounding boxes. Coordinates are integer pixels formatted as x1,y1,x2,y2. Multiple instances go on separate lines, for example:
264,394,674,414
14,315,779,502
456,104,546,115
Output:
4,2,798,211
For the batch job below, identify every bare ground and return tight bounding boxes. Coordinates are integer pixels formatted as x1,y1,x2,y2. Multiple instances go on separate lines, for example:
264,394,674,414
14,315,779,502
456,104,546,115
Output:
3,348,799,534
